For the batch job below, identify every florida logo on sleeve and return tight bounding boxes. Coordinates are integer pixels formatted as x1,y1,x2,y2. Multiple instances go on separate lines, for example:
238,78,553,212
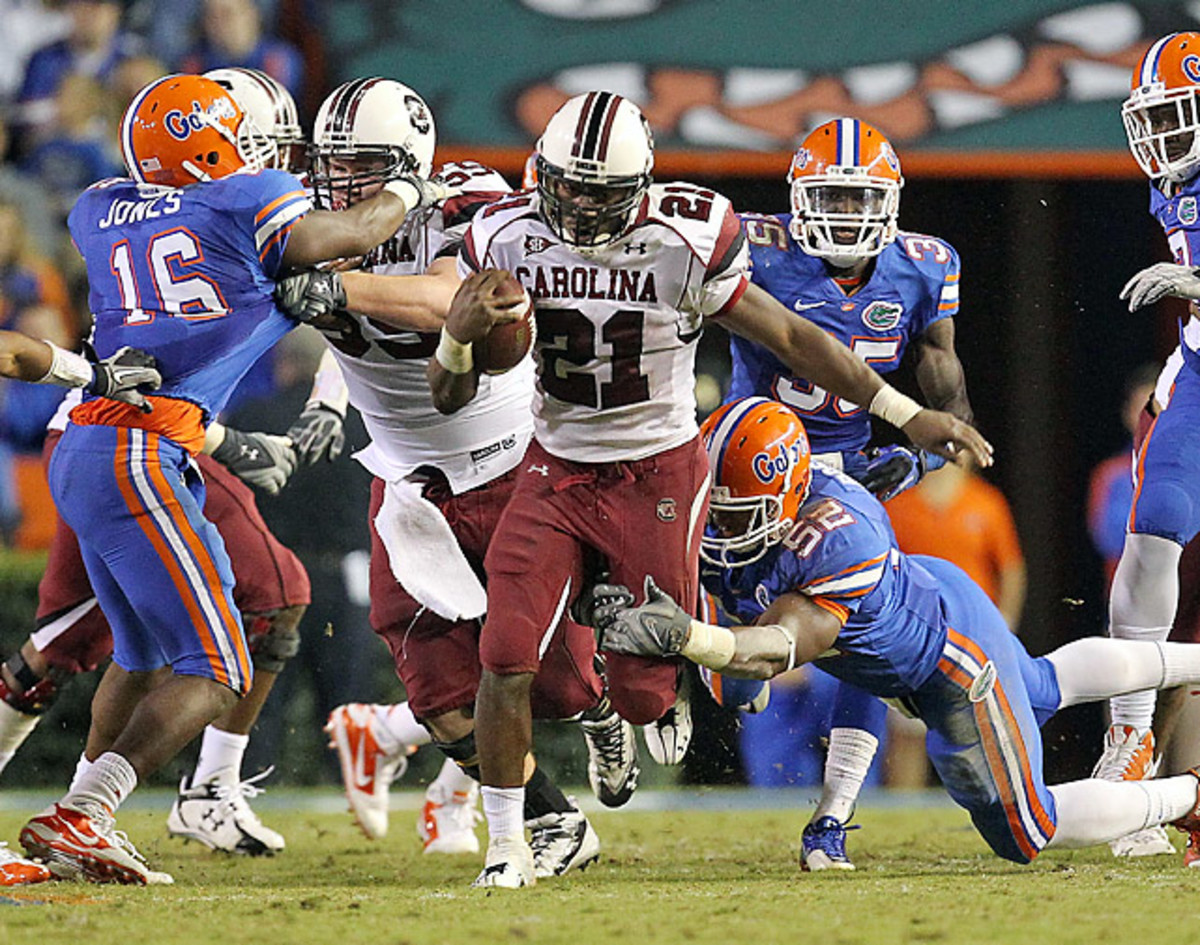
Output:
1180,196,1198,226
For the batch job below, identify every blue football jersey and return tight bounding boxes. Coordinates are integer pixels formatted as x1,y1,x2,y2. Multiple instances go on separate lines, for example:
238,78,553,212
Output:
67,169,310,424
700,465,948,697
729,213,960,455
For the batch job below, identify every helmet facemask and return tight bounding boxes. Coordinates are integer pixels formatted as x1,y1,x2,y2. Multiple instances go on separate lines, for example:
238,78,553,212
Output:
309,143,421,210
1123,86,1200,182
700,488,792,570
234,112,278,177
790,175,900,267
536,154,648,252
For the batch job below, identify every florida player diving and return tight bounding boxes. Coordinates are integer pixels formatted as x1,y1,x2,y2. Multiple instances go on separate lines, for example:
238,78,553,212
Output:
729,118,975,869
592,397,1200,867
16,72,452,885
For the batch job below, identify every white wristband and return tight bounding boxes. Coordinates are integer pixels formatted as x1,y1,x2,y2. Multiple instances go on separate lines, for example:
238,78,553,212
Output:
435,326,474,374
761,623,797,672
39,341,94,389
383,178,421,212
682,619,737,670
868,384,923,429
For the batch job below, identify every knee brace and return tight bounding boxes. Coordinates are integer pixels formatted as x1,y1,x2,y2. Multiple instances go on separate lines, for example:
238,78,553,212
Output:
244,605,304,674
433,730,480,782
1,651,66,715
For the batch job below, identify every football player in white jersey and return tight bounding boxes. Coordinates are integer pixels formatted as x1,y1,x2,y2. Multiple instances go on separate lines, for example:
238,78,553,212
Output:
281,91,990,888
427,92,992,887
298,78,632,874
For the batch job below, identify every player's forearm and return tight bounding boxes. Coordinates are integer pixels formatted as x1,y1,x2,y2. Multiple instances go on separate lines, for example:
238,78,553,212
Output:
0,332,55,382
426,344,479,414
719,624,797,679
341,271,456,331
915,346,973,424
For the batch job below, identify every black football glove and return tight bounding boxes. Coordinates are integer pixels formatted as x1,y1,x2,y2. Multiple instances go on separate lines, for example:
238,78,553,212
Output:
859,445,946,502
286,402,346,465
274,269,347,324
211,427,298,495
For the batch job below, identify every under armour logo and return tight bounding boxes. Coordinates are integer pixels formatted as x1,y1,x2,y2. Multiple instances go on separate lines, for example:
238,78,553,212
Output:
528,464,549,476
625,242,648,254
239,446,262,462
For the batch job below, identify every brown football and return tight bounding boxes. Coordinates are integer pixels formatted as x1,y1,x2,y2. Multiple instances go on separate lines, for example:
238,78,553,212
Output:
475,286,535,375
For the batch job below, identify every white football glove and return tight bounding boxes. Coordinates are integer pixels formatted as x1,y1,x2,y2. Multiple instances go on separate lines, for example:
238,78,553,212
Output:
1120,262,1200,311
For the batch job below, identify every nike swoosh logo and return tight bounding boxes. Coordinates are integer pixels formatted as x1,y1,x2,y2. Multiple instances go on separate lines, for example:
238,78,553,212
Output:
350,727,376,792
793,300,826,311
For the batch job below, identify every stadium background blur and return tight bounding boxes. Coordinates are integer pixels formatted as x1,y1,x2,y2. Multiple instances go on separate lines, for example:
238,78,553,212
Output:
0,0,1186,792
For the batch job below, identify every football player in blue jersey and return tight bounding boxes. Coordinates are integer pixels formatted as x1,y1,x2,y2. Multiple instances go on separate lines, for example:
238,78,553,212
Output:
1097,31,1200,863
594,398,1200,869
728,117,976,868
16,73,456,885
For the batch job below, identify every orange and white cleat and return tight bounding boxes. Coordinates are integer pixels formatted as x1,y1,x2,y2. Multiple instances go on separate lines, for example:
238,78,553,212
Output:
0,842,51,886
325,703,412,840
1173,767,1200,867
19,803,172,885
419,781,481,854
1095,724,1175,857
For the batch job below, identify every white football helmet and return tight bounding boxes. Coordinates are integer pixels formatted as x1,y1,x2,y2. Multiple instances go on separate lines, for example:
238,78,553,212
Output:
535,91,653,251
204,67,305,174
309,77,436,210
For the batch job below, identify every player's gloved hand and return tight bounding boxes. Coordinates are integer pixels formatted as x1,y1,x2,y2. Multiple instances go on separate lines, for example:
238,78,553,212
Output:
859,446,946,501
274,269,347,324
286,401,346,465
383,174,461,213
594,576,692,658
574,581,636,630
211,427,298,495
1120,262,1200,311
85,344,162,414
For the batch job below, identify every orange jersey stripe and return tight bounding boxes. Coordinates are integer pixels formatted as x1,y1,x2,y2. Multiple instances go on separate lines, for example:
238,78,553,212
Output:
143,440,249,684
257,219,297,262
808,551,888,587
112,429,229,687
973,698,1039,861
1128,409,1163,531
254,190,306,225
71,397,205,455
810,596,850,625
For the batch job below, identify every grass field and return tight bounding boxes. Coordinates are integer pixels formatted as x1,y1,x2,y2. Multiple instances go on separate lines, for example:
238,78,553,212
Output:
2,792,1200,945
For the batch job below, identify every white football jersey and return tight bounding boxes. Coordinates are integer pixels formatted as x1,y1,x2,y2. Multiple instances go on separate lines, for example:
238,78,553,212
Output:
328,161,536,493
458,181,748,462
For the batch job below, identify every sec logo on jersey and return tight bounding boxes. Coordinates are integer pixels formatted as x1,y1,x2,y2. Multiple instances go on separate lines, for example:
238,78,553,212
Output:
862,300,903,330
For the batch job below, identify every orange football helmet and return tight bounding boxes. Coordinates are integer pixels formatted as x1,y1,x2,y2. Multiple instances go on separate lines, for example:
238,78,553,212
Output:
120,74,275,188
788,118,903,266
1124,32,1200,182
699,397,812,568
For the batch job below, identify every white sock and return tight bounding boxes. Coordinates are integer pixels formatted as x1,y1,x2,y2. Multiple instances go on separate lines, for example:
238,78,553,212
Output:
1049,639,1200,708
63,751,137,815
1107,533,1181,731
193,726,249,783
481,785,525,840
814,727,879,823
0,701,38,776
68,751,94,792
374,702,432,754
1047,775,1196,848
428,756,477,802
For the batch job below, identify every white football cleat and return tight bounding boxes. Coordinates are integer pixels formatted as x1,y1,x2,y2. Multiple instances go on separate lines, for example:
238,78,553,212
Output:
528,799,600,878
471,835,536,889
0,841,51,886
418,781,481,854
1093,725,1174,857
167,767,284,855
325,703,411,839
642,674,692,766
580,707,639,807
21,803,173,885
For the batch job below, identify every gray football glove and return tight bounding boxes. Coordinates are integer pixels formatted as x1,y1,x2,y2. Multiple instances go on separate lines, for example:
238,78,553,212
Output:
85,344,162,413
211,427,297,495
286,402,346,465
274,269,347,324
593,576,692,659
383,174,462,212
1120,262,1200,311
